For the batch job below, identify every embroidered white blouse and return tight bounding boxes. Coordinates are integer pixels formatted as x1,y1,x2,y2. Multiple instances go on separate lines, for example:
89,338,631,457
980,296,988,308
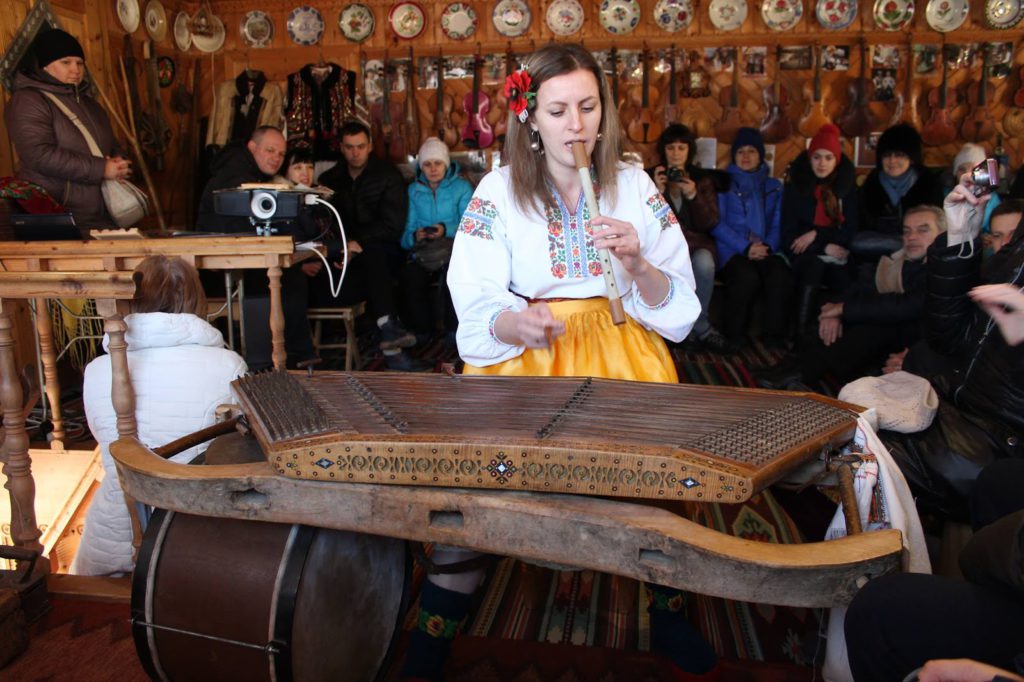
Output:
447,164,700,367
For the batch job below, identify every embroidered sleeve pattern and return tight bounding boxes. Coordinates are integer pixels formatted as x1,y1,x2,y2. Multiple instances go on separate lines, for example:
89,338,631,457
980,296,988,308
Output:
487,306,516,344
636,276,675,311
458,197,498,240
646,192,679,232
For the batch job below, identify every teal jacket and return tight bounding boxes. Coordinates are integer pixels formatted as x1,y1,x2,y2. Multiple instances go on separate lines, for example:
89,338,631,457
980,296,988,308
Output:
400,162,474,251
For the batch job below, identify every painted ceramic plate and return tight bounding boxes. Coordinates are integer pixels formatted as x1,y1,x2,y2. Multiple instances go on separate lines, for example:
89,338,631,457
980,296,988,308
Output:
441,2,478,39
144,0,167,41
493,0,532,37
653,0,696,30
288,6,325,45
389,2,426,39
117,0,141,33
339,3,375,42
708,0,748,30
873,0,915,28
816,0,858,26
241,10,274,47
985,0,1023,26
925,0,969,30
600,0,642,33
191,15,226,53
173,11,191,50
546,0,585,35
762,0,804,30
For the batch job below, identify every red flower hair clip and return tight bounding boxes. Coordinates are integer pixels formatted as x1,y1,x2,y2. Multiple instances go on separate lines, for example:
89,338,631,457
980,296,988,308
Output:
504,68,535,123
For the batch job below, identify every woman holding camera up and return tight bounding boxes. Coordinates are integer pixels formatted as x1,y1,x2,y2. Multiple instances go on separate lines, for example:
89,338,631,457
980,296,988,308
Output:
649,124,733,352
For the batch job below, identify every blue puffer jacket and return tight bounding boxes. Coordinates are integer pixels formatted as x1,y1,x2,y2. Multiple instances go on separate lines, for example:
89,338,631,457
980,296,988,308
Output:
400,161,474,251
712,163,783,268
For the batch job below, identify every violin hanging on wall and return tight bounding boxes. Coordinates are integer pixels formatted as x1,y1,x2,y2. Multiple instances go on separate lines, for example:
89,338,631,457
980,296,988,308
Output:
798,43,832,137
837,39,877,139
921,45,959,147
626,46,662,144
717,48,744,141
402,45,420,154
888,40,922,130
663,45,680,127
760,45,792,143
461,48,494,149
429,49,458,147
960,43,997,143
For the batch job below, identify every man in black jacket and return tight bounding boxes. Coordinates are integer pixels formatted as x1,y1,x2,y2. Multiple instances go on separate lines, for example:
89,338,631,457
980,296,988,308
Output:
318,121,421,371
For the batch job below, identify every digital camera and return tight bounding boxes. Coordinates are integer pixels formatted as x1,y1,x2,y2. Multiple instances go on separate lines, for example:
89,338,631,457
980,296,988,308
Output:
970,158,1000,197
666,166,687,183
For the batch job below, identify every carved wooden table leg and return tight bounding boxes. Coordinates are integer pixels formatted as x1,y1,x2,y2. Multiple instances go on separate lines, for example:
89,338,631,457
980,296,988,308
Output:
0,308,42,553
267,265,285,370
34,298,64,448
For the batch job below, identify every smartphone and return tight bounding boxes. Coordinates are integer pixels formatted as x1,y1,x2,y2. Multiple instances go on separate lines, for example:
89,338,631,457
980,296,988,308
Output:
970,158,1000,197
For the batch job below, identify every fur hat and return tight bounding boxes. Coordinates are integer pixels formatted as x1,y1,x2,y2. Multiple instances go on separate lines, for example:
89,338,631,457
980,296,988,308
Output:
417,137,450,167
732,127,765,165
809,123,842,159
952,143,987,177
876,123,923,168
33,29,84,68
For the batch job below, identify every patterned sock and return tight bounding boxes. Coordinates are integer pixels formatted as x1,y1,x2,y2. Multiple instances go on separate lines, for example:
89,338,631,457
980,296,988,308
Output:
399,581,473,682
646,582,719,677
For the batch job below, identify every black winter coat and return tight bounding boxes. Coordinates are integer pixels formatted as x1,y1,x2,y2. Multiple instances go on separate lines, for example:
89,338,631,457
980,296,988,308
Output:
319,157,408,247
781,152,859,256
840,257,928,326
858,166,945,237
925,228,1024,458
196,144,274,233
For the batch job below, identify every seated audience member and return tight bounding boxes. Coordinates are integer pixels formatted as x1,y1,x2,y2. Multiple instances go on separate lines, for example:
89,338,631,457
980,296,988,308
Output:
712,127,793,348
318,121,422,371
72,256,247,576
759,205,944,390
781,123,859,336
879,179,1024,522
196,125,286,232
855,124,944,260
648,124,733,352
399,137,473,338
844,454,1024,681
944,143,987,195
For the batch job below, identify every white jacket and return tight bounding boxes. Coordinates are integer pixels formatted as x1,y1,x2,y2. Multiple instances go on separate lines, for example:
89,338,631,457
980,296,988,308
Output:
71,313,247,576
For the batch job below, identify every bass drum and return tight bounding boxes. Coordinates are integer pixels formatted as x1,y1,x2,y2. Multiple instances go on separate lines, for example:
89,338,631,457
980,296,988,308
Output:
131,509,409,682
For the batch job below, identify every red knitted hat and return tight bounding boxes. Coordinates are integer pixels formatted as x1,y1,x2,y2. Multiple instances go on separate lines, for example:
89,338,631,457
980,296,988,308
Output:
809,123,842,159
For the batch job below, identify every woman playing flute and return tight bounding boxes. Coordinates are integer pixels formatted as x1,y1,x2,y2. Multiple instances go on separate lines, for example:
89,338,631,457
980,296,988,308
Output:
446,43,700,382
402,44,716,682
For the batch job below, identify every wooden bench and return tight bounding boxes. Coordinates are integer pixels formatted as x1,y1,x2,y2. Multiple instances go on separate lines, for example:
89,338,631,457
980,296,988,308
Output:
307,302,365,371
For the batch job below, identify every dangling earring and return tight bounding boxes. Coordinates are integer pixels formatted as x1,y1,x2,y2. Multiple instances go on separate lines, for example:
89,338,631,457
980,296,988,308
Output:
529,128,543,154
596,132,604,141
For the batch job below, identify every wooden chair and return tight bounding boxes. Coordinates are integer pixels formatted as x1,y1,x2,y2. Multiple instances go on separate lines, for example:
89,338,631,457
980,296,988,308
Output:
307,302,365,371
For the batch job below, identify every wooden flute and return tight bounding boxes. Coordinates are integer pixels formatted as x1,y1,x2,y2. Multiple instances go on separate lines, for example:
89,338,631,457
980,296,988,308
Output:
572,141,626,325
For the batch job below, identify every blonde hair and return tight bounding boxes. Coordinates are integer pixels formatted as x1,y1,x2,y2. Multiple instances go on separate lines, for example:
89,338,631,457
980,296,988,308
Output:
131,256,208,317
505,44,624,218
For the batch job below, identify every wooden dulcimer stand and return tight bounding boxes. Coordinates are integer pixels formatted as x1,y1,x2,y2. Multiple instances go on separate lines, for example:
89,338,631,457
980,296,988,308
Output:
109,368,904,610
0,236,312,449
0,271,137,555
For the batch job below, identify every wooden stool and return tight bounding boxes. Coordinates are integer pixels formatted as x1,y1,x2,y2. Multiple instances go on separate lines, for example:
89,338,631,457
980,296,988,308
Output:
308,302,365,371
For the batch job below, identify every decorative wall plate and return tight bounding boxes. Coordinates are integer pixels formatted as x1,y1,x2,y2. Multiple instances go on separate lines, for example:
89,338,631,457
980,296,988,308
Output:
873,0,915,28
599,0,642,33
708,0,748,30
191,15,226,52
546,0,586,35
117,0,141,33
156,56,174,87
339,3,375,42
173,11,192,50
816,0,858,27
653,0,695,31
389,2,426,39
925,0,969,30
493,0,532,37
985,0,1023,26
762,0,804,30
144,0,167,41
441,2,478,39
242,10,274,47
288,6,325,45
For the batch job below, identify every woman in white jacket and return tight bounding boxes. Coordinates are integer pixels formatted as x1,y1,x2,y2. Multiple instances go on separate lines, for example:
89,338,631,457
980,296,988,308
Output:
71,256,247,576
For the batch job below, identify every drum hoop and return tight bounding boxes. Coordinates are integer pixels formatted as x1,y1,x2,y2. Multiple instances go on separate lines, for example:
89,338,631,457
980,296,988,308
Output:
131,507,176,682
267,524,317,682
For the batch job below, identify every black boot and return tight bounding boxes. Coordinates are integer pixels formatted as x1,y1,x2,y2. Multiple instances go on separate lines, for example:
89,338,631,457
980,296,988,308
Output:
795,286,818,338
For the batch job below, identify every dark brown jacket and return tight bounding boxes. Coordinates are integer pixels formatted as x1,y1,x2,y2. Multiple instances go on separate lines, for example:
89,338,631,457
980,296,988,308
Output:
5,71,118,226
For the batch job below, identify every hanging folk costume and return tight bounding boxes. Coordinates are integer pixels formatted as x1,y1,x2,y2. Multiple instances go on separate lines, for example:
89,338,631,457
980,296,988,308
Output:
205,70,284,148
284,63,357,160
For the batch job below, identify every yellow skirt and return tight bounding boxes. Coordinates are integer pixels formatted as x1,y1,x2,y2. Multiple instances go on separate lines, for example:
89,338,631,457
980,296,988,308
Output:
463,298,678,384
